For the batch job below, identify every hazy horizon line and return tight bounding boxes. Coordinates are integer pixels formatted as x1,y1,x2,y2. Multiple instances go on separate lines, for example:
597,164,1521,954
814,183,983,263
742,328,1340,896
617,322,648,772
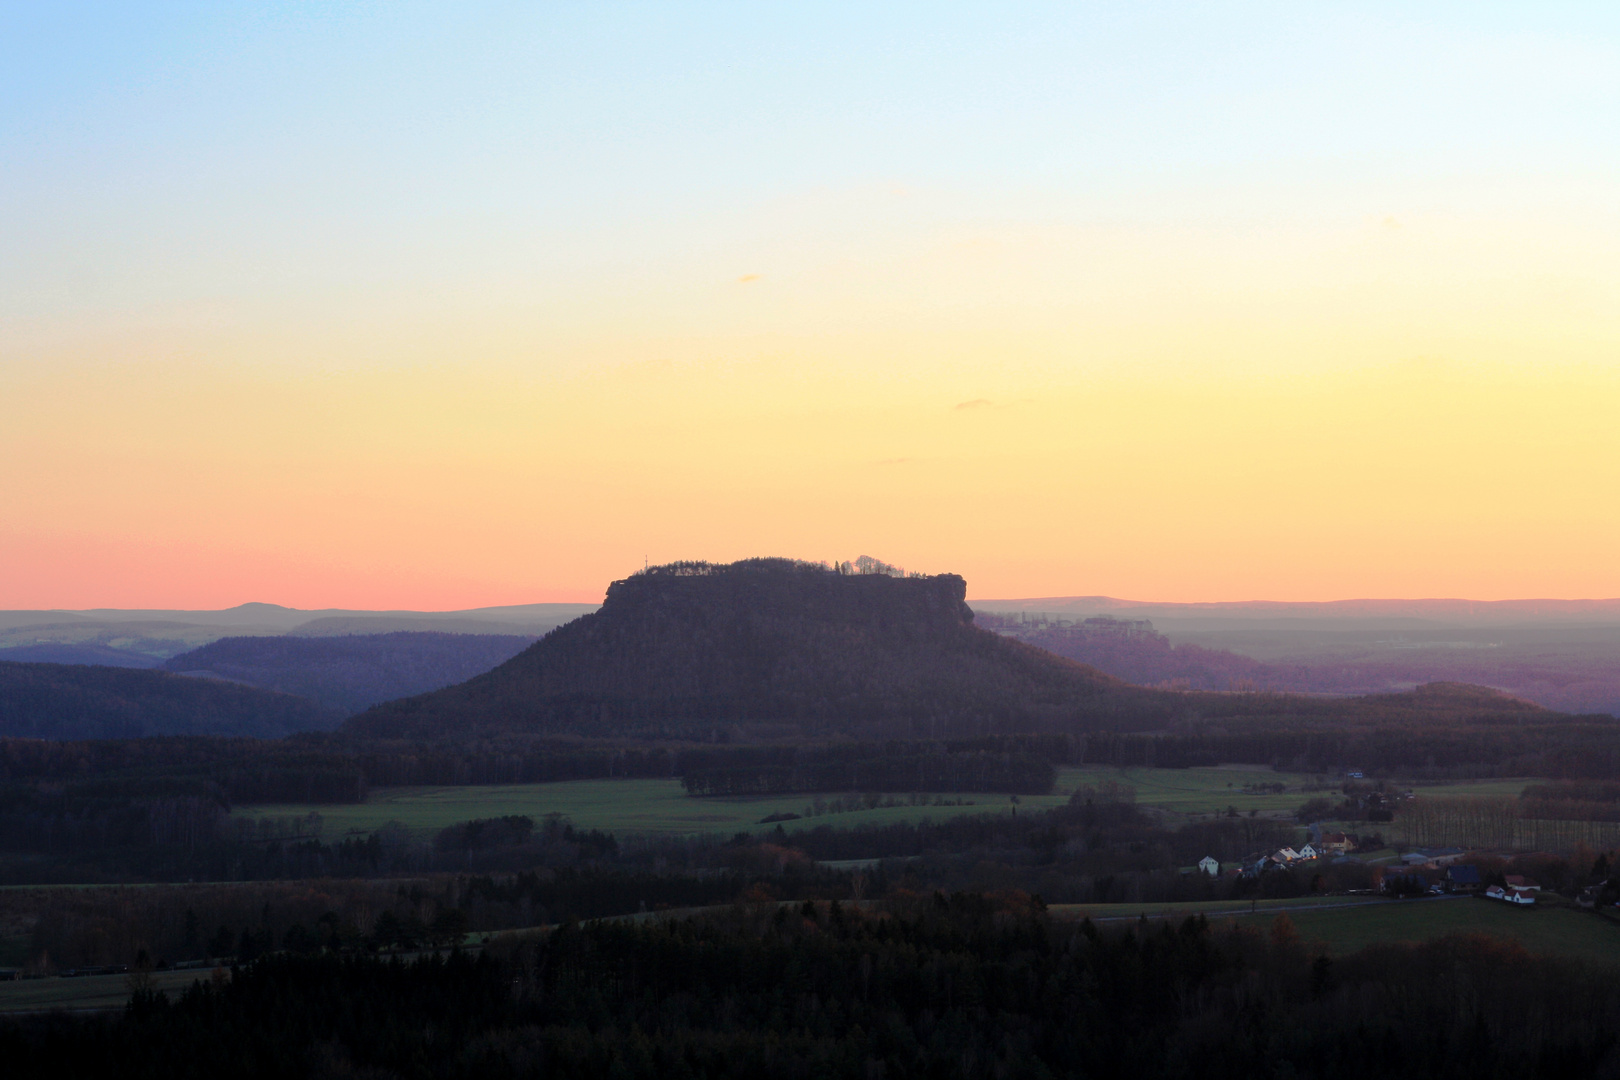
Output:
9,594,1620,616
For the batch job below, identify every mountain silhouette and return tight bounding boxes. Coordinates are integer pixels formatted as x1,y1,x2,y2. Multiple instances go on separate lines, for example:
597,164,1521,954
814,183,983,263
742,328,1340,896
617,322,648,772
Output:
348,559,1161,739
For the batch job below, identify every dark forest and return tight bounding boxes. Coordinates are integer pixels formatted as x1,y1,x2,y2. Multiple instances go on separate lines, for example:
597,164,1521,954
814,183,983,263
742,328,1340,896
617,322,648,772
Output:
6,895,1620,1079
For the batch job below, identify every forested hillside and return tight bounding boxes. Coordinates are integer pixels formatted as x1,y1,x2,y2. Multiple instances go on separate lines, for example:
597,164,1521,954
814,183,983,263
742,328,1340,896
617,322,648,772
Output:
163,631,537,713
349,559,1156,740
0,642,161,668
0,662,340,739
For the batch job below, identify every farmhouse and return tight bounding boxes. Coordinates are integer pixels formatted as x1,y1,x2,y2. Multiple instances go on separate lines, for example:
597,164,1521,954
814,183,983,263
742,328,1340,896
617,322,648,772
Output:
1296,844,1318,860
1486,884,1536,905
1198,855,1220,876
1444,864,1482,892
1317,832,1355,855
1504,875,1541,892
1244,854,1281,876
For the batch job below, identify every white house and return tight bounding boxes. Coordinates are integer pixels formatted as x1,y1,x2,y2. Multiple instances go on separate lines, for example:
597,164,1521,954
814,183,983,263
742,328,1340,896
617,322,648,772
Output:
1486,884,1536,905
1198,855,1220,876
1297,844,1318,860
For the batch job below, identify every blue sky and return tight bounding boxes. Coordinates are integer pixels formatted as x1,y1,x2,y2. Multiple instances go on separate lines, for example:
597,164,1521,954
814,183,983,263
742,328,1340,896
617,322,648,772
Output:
7,2,1616,329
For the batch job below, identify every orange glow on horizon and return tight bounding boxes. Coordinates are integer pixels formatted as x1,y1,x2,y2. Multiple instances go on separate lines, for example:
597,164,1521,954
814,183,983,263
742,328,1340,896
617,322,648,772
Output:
4,344,1618,610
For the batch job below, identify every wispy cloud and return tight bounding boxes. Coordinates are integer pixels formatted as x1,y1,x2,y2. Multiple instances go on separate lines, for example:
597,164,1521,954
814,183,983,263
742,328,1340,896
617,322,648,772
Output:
955,398,992,410
737,273,762,283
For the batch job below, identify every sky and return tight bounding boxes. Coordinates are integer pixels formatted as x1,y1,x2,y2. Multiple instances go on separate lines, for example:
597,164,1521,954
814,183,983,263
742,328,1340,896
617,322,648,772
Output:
3,2,1618,608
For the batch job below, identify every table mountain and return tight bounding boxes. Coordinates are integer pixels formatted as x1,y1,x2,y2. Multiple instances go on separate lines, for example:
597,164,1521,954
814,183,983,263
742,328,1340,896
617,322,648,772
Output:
348,559,1159,739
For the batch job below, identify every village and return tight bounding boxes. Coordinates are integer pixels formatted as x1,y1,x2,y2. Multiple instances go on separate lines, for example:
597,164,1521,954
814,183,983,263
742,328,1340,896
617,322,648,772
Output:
1190,828,1607,908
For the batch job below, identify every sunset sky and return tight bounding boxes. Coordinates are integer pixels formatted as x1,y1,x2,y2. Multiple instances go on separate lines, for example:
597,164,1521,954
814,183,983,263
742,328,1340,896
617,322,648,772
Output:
4,3,1618,608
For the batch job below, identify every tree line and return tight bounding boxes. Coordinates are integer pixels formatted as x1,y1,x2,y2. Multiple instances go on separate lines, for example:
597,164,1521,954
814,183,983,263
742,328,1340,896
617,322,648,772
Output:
0,734,1085,807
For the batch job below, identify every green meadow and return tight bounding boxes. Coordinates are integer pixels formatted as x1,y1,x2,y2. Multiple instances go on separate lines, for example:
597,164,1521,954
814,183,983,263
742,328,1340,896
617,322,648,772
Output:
1240,898,1620,962
1058,764,1315,815
229,764,1545,840
231,778,1070,839
1400,778,1535,799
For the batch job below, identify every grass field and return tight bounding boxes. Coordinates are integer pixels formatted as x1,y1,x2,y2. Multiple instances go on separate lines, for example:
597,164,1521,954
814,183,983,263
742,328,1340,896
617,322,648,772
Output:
1057,765,1317,815
232,779,1073,839
1249,899,1620,961
1048,895,1363,920
0,969,207,1013
1402,778,1535,799
230,766,1543,840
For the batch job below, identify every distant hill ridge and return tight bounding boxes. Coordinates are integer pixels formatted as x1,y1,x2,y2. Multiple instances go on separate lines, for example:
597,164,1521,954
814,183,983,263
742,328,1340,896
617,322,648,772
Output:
0,602,598,667
975,610,1620,717
1,566,1565,742
163,631,537,714
0,661,340,740
0,601,598,633
349,559,1149,740
970,595,1620,626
